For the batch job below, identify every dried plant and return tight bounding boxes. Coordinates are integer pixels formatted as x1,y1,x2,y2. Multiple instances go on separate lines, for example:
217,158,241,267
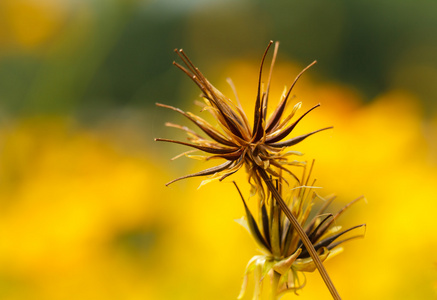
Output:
156,41,358,299
156,41,331,196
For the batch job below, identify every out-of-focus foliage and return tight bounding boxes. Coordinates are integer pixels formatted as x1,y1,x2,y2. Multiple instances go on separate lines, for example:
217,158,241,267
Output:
0,0,436,299
1,0,437,115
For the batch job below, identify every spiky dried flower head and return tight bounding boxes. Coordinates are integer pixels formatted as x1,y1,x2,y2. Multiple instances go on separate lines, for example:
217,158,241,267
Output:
156,41,332,195
235,162,366,299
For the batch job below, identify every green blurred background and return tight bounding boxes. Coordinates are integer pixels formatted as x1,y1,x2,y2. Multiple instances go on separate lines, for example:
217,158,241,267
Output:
1,0,436,299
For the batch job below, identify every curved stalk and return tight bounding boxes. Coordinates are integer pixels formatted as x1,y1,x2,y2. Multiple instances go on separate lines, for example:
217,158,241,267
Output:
258,168,341,300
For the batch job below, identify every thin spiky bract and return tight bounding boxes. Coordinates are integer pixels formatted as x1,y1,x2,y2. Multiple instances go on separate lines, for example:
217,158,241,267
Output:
235,163,365,299
156,41,331,196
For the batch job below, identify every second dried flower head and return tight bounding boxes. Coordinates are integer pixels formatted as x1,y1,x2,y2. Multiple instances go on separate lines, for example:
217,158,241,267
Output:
234,162,365,299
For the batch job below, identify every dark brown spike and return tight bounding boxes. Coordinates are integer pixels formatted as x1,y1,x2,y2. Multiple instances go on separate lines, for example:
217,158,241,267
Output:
233,182,271,251
252,41,273,138
206,148,244,161
206,98,246,140
298,224,366,258
156,103,236,147
266,104,321,143
199,91,246,141
282,60,317,109
165,160,234,186
175,54,245,138
265,61,317,132
173,52,245,140
220,101,248,133
327,228,366,250
155,138,238,154
269,126,333,148
261,201,271,248
302,214,334,246
263,41,280,122
253,92,268,142
265,94,288,134
313,195,365,241
305,195,336,235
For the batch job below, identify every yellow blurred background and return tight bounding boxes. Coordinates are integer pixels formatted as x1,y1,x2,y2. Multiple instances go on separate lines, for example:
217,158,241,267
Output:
0,0,436,299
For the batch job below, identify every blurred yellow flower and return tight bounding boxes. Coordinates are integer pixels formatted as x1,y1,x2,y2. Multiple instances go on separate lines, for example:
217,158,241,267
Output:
0,117,175,299
0,0,72,49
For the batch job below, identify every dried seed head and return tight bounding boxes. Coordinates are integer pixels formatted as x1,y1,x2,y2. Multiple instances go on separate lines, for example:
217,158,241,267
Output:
156,41,332,196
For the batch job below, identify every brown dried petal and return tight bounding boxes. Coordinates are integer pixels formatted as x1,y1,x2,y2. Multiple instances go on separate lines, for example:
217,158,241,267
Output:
269,127,333,148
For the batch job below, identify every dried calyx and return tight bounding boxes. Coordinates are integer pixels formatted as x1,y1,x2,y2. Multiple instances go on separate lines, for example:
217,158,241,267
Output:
235,162,366,299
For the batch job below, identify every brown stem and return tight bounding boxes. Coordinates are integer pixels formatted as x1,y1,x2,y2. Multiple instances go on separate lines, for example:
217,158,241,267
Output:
258,168,341,300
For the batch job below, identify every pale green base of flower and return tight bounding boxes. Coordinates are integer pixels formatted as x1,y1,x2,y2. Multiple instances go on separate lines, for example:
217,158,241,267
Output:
238,246,344,300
